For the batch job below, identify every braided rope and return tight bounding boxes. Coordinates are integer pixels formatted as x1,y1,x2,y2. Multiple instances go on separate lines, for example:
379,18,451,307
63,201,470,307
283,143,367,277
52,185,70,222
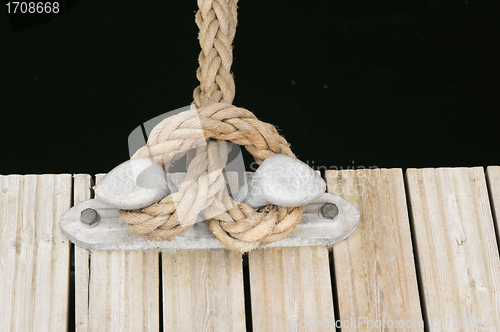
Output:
193,0,238,108
119,104,305,252
118,0,305,252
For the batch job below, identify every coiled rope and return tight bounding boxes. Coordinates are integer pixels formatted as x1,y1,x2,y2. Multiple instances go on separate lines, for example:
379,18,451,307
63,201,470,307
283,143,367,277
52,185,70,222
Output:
118,0,305,252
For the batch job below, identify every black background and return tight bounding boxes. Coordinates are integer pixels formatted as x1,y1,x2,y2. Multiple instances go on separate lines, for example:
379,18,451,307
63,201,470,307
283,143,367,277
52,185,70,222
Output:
1,0,499,175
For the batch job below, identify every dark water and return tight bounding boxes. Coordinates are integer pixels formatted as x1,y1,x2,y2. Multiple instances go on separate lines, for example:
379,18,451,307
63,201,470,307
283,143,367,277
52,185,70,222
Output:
1,0,499,175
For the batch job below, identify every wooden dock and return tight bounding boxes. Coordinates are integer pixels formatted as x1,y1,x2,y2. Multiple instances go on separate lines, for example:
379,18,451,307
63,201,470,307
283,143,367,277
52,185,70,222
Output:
1,167,500,331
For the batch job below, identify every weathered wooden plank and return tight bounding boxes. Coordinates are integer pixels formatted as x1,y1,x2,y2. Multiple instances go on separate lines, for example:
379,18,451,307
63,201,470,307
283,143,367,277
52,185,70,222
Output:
246,171,334,332
248,246,334,331
12,175,35,331
0,175,24,331
407,167,500,331
38,174,73,330
326,168,423,331
0,174,72,332
0,175,18,330
75,174,160,332
162,172,246,332
486,166,500,244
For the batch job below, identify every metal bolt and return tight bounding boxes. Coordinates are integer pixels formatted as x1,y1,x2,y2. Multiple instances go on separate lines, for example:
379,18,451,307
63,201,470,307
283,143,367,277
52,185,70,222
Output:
80,208,100,227
2,188,8,193
319,203,339,221
55,189,60,194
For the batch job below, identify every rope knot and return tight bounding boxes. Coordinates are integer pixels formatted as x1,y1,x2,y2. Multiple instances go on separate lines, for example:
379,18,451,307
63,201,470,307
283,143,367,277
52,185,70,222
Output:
118,0,305,252
119,103,304,252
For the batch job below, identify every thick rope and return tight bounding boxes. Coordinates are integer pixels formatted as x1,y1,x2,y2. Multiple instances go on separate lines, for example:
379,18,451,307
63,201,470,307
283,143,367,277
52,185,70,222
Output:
193,0,238,108
119,104,305,252
118,0,305,252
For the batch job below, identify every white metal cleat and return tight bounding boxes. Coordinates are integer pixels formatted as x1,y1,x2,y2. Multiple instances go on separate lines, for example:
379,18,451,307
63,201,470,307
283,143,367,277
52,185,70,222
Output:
60,155,360,250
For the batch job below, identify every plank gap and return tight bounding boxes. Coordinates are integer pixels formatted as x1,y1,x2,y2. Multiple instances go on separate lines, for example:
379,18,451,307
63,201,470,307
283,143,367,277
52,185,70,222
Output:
68,175,76,332
73,174,92,331
68,244,75,332
242,253,253,332
404,170,430,332
158,253,164,332
328,248,341,332
90,175,96,199
88,175,95,319
485,167,500,258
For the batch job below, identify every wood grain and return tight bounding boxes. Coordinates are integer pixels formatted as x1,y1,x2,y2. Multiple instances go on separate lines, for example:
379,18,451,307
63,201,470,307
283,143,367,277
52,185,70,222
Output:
161,172,246,332
407,167,500,331
0,174,72,331
75,174,160,332
326,168,423,331
245,172,335,332
248,246,334,331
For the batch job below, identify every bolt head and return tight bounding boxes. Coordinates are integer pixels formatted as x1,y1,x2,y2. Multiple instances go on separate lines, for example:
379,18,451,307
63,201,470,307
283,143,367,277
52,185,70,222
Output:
319,203,339,221
80,208,100,227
